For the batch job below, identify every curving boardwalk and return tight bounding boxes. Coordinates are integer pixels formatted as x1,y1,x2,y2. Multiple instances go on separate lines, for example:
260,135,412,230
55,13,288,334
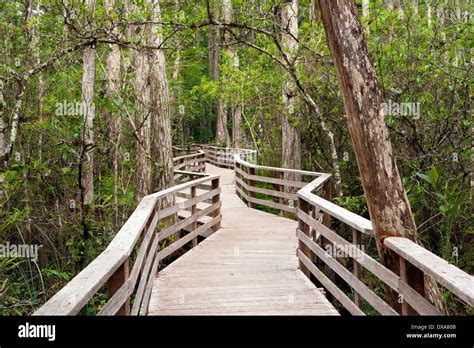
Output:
147,163,338,315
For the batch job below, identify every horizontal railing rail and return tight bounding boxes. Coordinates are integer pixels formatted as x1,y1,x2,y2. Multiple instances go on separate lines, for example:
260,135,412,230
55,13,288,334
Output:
35,168,221,316
234,154,329,216
201,144,257,168
173,150,206,177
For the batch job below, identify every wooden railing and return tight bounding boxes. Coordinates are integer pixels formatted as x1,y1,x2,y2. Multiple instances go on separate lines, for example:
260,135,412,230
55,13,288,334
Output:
201,145,257,168
173,150,206,176
232,152,473,315
296,171,474,315
234,154,331,216
34,170,221,316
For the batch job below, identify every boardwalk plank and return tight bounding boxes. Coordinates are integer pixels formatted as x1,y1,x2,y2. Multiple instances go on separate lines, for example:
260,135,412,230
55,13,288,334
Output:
147,163,338,315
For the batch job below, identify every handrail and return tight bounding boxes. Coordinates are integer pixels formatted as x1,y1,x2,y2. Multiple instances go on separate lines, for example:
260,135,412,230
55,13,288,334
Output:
173,150,205,163
201,144,257,168
173,150,206,174
35,157,221,315
294,159,473,315
231,150,472,315
234,153,329,216
298,186,373,235
384,237,474,307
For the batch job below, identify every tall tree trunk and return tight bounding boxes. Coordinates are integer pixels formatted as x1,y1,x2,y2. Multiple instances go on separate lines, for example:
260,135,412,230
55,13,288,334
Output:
0,83,5,167
1,0,34,165
76,0,97,258
362,0,369,17
148,0,174,202
454,0,461,21
427,0,432,26
31,0,44,162
172,0,182,81
172,0,186,145
309,0,319,23
105,0,122,225
80,0,97,211
318,0,445,313
436,1,444,25
209,3,229,146
281,0,301,176
412,0,418,17
222,0,242,148
133,5,152,205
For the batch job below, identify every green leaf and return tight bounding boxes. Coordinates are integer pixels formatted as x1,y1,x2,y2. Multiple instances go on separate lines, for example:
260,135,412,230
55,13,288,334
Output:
42,268,72,281
416,172,432,185
428,167,439,185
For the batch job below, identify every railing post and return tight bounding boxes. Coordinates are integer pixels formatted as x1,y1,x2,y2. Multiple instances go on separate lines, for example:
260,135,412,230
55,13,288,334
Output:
191,185,197,247
323,179,332,228
397,255,427,315
352,228,363,309
211,177,221,231
277,171,284,216
399,256,410,315
107,259,130,315
247,165,256,208
235,162,243,200
298,198,311,278
321,178,336,294
204,146,209,163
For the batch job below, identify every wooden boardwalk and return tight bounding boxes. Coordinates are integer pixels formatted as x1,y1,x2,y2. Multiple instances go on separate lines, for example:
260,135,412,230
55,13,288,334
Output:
147,164,339,315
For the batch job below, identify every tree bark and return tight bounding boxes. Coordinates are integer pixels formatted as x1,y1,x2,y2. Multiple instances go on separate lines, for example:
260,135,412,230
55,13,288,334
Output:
133,4,152,205
412,0,418,17
454,0,461,21
148,0,174,203
0,83,5,166
427,0,432,26
436,1,444,25
362,0,369,18
209,2,230,146
105,0,122,225
281,0,301,176
0,0,35,165
32,0,44,162
222,0,242,148
318,0,445,313
80,0,97,208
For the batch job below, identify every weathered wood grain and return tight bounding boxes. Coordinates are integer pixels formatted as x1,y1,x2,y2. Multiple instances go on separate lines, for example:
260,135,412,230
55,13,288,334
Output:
385,237,474,306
